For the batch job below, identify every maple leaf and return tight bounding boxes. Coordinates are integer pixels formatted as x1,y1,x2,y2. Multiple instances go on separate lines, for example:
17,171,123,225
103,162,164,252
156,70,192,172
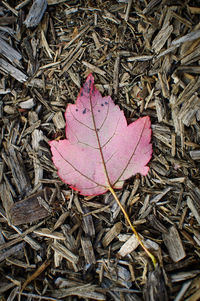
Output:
49,74,152,196
49,74,156,266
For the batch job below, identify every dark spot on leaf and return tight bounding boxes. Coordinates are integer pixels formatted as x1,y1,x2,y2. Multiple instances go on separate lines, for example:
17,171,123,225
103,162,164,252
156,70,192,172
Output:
101,104,104,106
84,82,90,93
80,91,83,96
105,101,108,105
82,108,87,114
76,109,78,112
88,79,92,86
98,110,100,112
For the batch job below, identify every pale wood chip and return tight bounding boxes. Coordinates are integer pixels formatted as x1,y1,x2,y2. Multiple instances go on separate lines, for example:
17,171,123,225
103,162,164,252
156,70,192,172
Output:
172,29,200,46
19,98,35,109
118,234,140,257
190,150,200,160
92,32,102,50
127,55,154,61
34,228,65,240
82,61,106,76
53,112,65,129
41,30,53,59
52,241,79,264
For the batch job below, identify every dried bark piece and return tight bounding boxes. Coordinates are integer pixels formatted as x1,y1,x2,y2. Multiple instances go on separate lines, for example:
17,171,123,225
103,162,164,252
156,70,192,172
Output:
97,262,132,288
0,37,22,65
0,184,14,225
0,242,24,262
187,196,200,224
81,236,96,264
51,241,79,264
143,0,161,14
163,226,186,262
9,188,52,225
52,283,106,300
24,0,47,28
102,222,122,248
147,214,168,234
178,95,200,126
82,207,95,237
152,22,173,53
143,266,168,301
180,44,200,65
158,72,169,99
177,66,200,73
6,146,31,196
155,97,166,122
0,58,27,82
32,128,43,188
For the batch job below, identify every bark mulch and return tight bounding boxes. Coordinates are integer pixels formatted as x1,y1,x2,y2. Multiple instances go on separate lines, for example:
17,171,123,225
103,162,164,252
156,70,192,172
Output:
0,0,200,300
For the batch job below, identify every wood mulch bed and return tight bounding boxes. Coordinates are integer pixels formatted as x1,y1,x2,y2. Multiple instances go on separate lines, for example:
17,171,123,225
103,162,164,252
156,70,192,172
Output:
0,0,200,300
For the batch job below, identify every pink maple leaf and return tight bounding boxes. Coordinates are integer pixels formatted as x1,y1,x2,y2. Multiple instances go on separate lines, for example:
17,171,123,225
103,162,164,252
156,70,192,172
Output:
49,74,152,196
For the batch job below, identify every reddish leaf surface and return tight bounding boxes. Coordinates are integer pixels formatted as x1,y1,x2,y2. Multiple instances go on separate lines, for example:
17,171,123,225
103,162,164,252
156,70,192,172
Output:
49,74,152,196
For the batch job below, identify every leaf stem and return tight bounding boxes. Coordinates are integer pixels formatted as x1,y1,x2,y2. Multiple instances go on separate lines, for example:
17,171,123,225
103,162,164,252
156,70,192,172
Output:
108,186,156,268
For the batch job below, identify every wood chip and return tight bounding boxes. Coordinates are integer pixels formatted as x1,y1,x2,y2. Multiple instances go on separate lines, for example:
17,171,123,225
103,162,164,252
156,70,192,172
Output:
81,236,96,264
163,226,186,262
0,58,27,82
187,196,200,225
9,188,52,225
52,112,65,129
52,241,79,264
82,61,106,76
0,37,22,65
152,22,173,53
102,222,122,248
118,234,140,257
24,0,47,28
